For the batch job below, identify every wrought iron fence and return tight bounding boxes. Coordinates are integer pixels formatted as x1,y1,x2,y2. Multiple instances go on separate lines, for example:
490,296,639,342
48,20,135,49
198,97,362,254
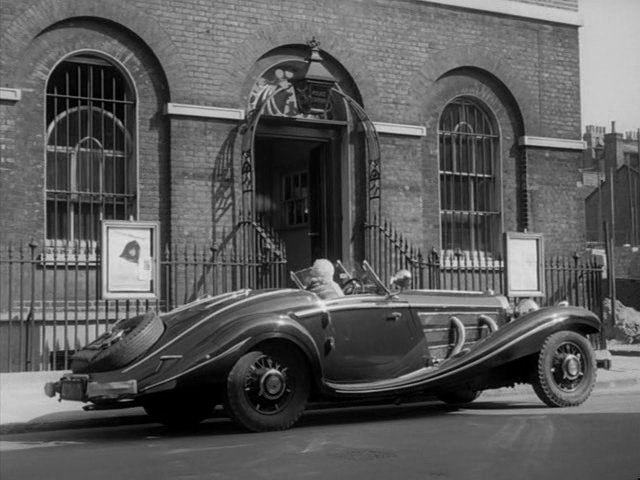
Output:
365,219,604,311
1,220,605,372
0,232,286,373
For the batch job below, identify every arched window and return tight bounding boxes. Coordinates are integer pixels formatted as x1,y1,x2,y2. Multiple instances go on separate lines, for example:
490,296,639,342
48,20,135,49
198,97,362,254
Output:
46,54,136,243
439,97,500,257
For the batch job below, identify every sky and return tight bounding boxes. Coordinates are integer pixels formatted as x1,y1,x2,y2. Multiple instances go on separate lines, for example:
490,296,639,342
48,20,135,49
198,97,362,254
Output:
579,0,640,134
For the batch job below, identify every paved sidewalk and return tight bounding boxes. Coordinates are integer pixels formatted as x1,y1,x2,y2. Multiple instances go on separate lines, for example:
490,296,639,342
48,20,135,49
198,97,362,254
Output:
1,351,639,435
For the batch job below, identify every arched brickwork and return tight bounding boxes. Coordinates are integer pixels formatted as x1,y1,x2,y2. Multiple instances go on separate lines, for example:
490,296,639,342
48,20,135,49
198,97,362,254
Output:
415,67,527,251
219,21,380,114
410,44,537,135
4,19,172,242
0,0,187,100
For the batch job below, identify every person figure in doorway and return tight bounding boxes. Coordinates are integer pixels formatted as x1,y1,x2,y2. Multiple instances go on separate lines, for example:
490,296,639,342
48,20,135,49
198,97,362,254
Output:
306,259,344,299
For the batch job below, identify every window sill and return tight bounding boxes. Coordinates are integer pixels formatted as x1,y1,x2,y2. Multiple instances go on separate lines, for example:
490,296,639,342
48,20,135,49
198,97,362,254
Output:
41,240,99,265
439,250,503,269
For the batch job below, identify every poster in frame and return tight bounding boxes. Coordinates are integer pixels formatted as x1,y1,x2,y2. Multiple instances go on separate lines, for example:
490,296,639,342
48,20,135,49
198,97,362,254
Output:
504,231,545,298
101,220,160,299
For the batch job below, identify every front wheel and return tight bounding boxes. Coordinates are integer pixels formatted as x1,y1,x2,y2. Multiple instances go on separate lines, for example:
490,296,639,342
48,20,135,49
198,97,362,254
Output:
225,347,309,432
532,331,596,407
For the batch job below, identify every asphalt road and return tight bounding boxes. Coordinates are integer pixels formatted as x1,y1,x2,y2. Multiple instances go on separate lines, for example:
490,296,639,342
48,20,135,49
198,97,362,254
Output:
1,387,639,480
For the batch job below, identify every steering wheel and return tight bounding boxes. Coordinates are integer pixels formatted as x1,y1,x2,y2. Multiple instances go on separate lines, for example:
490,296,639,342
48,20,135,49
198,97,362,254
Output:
341,278,363,295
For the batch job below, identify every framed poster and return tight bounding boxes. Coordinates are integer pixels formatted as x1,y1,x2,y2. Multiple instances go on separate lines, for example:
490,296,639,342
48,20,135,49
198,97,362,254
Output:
102,220,160,299
504,231,545,298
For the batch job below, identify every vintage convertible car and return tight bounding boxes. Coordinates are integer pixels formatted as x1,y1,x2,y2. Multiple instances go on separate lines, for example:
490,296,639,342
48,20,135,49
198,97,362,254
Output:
45,261,605,432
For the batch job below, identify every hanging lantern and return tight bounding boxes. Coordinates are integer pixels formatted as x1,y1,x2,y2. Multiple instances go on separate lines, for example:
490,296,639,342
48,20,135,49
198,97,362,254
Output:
298,38,337,115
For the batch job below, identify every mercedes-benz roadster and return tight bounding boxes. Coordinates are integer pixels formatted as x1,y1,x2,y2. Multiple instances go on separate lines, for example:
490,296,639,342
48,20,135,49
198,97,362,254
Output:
45,261,605,432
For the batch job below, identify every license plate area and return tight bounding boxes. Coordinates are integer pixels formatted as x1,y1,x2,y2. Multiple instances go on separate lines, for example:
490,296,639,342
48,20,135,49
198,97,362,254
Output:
60,376,88,401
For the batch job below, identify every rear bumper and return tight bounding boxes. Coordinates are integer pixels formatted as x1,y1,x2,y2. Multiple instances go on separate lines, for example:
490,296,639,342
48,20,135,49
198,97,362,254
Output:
45,374,138,402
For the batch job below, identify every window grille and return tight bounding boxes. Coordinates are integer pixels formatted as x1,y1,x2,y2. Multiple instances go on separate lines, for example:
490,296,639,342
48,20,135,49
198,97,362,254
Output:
438,97,500,258
45,54,136,244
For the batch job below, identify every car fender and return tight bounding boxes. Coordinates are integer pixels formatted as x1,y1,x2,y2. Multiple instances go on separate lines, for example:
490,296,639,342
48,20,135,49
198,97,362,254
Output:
505,305,600,354
237,314,325,385
138,312,325,395
428,306,601,387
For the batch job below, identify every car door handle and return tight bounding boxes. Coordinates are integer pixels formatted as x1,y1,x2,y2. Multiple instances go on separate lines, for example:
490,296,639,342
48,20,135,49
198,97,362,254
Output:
386,312,402,321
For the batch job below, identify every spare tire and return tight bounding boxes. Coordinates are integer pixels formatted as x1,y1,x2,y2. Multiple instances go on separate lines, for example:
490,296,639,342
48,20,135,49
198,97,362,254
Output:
71,311,164,373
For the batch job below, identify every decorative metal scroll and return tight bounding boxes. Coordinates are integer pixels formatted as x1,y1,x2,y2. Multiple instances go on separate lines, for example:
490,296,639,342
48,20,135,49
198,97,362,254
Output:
247,60,339,120
329,88,381,222
240,86,382,224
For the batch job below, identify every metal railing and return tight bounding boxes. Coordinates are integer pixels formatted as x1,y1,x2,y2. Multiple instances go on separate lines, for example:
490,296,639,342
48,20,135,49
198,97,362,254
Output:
365,219,604,310
0,229,286,372
1,220,605,372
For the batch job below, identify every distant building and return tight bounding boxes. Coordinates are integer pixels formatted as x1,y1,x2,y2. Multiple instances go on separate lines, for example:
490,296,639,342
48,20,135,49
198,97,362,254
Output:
584,123,640,246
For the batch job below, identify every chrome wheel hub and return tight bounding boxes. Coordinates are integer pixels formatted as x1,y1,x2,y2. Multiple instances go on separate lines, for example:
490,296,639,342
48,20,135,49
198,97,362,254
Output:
562,354,581,380
260,369,286,400
243,354,293,415
551,341,585,391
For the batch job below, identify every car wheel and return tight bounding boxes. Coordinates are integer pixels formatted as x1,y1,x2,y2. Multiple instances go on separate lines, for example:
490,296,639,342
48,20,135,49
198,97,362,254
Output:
142,391,213,428
70,311,164,373
532,331,596,407
225,347,310,432
437,388,482,404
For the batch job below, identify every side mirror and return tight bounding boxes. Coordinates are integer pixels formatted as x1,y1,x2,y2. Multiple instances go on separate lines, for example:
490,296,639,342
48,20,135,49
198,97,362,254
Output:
390,269,412,291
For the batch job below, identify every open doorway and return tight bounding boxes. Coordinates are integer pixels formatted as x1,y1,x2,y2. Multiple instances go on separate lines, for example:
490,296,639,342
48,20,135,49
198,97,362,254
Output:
254,124,342,273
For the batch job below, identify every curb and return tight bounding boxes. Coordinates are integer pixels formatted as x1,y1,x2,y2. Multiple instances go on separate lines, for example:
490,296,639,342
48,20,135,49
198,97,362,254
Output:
0,411,151,435
608,349,640,357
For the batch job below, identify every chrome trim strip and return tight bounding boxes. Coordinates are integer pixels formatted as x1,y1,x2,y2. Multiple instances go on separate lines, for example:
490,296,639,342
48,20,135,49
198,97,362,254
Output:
161,290,248,317
141,339,250,392
325,317,565,394
418,310,499,317
122,289,284,373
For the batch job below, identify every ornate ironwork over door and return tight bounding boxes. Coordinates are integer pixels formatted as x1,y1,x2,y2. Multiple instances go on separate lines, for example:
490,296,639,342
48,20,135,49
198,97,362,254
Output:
240,86,381,228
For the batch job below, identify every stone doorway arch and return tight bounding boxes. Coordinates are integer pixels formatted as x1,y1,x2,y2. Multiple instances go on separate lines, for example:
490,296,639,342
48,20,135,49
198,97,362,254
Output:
239,43,381,271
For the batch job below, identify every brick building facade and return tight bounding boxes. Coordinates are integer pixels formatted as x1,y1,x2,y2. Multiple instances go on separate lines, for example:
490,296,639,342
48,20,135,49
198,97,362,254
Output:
1,0,587,271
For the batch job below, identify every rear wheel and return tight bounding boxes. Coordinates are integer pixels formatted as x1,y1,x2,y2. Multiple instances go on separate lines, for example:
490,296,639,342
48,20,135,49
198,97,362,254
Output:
225,347,309,432
532,331,596,407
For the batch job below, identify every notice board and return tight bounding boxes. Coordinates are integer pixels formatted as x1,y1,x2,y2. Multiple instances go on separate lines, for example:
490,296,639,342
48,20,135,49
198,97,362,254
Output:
504,231,545,298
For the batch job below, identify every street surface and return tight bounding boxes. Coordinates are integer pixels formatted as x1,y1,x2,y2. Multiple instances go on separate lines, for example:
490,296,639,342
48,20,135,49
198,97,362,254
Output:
1,386,639,480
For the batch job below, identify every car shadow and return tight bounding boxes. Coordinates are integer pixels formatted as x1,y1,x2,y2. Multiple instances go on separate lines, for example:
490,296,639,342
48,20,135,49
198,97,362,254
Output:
3,399,550,442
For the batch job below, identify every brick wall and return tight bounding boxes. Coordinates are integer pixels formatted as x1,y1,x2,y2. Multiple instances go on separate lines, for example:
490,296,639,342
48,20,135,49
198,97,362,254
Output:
1,0,584,257
528,149,586,253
